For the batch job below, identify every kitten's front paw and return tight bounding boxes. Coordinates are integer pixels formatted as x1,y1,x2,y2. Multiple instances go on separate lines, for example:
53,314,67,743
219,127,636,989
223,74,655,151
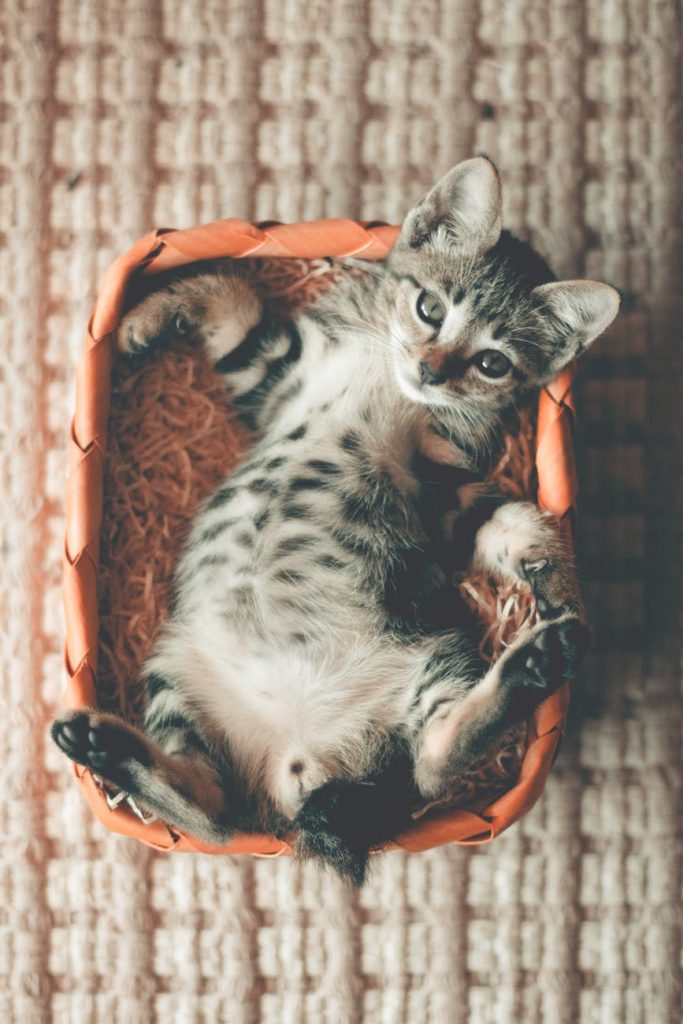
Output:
117,294,194,354
51,710,151,773
501,616,590,695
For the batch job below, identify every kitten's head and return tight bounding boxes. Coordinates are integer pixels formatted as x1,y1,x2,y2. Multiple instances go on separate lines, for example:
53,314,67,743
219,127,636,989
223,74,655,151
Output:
385,157,619,430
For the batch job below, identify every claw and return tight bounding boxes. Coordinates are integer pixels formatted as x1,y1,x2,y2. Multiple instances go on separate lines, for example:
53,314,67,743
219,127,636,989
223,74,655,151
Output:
522,557,548,575
174,312,190,334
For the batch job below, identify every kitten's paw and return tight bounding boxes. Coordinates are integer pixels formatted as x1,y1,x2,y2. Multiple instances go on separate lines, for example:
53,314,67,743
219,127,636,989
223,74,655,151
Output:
116,272,262,362
117,293,194,354
501,616,590,694
51,710,151,774
519,551,581,620
473,502,582,619
414,618,590,801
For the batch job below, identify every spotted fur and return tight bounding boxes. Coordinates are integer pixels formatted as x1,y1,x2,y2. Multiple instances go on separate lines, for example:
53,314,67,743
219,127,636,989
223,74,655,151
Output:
53,158,617,883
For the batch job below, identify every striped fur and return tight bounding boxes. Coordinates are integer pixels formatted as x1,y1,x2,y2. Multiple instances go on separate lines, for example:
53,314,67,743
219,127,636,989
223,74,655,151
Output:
52,158,616,882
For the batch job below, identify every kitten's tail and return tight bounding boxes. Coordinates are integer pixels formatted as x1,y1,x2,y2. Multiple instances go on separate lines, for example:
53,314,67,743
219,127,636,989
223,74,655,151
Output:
293,753,416,885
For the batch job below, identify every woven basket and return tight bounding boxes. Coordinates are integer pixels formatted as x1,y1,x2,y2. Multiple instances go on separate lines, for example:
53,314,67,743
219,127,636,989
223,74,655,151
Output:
63,217,578,857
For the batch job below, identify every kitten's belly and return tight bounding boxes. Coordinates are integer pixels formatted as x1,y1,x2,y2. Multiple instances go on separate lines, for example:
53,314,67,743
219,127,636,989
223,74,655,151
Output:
165,392,424,816
173,619,412,817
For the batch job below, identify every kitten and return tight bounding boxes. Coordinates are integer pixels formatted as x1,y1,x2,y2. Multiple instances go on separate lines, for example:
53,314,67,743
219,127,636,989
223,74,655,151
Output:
53,158,618,883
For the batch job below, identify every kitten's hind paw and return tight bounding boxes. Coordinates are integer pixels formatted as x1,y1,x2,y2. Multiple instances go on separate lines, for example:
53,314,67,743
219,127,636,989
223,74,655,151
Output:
51,710,152,775
501,616,591,697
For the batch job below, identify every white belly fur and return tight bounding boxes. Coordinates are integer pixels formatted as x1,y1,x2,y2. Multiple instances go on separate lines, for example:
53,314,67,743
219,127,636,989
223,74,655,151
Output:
148,616,415,818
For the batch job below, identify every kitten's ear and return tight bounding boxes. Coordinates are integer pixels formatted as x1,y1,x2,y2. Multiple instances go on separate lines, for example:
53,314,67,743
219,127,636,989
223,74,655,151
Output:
398,156,502,252
532,281,620,363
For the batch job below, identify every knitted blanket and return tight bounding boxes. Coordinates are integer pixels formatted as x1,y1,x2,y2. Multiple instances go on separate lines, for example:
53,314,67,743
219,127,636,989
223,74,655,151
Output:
2,1,680,1021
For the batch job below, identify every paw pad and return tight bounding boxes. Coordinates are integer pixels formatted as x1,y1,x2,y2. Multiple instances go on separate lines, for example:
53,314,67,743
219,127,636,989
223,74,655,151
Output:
52,712,150,774
504,617,590,694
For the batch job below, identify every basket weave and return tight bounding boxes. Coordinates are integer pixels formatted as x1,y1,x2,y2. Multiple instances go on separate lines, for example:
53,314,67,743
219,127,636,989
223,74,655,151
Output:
64,218,578,858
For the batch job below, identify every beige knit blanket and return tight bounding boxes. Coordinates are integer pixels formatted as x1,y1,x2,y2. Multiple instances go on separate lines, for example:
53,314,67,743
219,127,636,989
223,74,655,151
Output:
2,1,681,1021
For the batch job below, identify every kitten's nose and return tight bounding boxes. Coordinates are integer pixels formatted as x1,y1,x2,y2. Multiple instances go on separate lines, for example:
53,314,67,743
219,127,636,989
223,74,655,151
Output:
419,360,445,386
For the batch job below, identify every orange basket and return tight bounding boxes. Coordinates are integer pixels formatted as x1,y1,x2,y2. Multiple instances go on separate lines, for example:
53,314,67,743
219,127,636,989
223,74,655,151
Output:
63,218,578,857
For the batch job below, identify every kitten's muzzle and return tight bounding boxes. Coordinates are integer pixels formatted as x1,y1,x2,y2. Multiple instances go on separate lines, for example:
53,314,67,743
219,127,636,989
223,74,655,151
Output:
418,360,446,387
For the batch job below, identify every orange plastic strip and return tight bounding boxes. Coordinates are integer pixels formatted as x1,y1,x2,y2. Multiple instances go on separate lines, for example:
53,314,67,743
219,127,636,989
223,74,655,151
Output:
143,221,400,275
536,367,577,517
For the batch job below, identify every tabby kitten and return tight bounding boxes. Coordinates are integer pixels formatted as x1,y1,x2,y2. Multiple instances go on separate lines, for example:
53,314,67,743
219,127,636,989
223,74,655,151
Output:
53,158,618,883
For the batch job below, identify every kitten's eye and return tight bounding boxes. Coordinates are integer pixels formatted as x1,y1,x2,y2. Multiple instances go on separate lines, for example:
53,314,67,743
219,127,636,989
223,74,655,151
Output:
416,291,445,327
473,350,512,378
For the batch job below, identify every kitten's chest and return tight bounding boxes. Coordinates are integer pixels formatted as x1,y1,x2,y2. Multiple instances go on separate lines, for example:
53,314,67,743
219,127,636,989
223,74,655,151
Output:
180,337,479,633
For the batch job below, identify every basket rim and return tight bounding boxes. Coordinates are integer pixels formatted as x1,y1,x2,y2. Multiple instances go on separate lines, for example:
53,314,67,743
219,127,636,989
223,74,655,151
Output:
63,216,579,857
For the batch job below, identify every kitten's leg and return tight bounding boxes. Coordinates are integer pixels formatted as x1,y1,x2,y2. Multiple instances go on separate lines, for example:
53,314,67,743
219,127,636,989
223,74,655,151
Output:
472,500,582,618
51,708,242,844
415,500,589,797
294,615,588,882
412,617,589,800
116,269,303,426
293,634,486,885
117,269,263,363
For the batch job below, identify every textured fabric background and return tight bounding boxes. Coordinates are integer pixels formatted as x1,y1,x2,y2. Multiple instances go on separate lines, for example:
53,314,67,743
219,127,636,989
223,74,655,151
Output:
1,1,681,1022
